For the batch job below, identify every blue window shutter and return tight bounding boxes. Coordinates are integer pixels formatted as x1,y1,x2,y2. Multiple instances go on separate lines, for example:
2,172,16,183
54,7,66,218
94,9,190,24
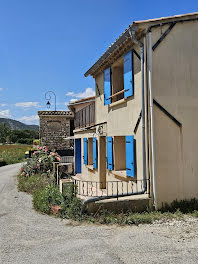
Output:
107,136,113,170
125,136,135,177
104,67,111,105
93,137,97,169
124,50,134,98
83,138,88,165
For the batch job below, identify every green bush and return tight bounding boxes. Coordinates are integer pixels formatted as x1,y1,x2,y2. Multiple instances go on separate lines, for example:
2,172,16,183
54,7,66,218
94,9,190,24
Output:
161,198,198,213
0,158,7,167
58,183,82,220
17,138,33,145
33,185,64,214
18,173,51,194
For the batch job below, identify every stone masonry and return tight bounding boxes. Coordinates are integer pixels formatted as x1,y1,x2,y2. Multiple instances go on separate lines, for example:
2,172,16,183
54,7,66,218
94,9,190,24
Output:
38,111,74,150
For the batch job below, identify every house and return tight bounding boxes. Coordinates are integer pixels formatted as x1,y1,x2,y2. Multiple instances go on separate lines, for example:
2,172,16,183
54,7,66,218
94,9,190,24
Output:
38,111,74,154
71,12,198,210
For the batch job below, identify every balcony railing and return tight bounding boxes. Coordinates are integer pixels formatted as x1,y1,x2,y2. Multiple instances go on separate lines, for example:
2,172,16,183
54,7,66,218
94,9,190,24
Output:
72,178,149,198
75,103,95,129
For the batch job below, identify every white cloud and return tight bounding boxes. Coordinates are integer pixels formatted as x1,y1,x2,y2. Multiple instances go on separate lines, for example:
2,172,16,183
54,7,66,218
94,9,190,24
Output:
0,88,3,91
64,102,69,106
15,102,39,108
0,109,11,118
0,103,7,107
66,92,74,96
70,98,77,103
66,88,95,99
18,115,39,124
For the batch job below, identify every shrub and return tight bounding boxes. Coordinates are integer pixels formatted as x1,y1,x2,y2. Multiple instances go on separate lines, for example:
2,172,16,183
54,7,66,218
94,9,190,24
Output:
161,198,198,213
60,186,82,220
20,146,60,177
33,185,64,214
18,173,51,194
0,158,7,167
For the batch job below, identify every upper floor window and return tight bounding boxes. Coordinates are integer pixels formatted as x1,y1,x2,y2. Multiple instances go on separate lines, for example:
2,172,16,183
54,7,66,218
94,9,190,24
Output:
75,103,95,129
104,50,134,105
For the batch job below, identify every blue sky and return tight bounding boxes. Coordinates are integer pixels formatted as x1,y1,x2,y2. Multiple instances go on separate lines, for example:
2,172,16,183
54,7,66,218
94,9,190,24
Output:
0,0,197,124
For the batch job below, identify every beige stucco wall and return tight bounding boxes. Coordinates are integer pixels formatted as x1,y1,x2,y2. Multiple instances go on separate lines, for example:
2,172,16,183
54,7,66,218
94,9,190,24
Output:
151,20,198,206
74,43,145,194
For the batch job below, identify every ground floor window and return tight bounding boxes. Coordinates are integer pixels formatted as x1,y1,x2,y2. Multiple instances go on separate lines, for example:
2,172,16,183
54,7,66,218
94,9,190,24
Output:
107,135,136,177
114,136,126,171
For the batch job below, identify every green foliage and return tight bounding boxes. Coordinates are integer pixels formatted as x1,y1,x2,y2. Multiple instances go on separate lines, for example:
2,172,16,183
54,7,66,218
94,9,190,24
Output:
0,122,39,144
18,173,51,194
20,146,60,177
60,184,82,220
0,144,30,165
33,185,64,214
161,198,198,213
0,158,7,167
0,123,11,143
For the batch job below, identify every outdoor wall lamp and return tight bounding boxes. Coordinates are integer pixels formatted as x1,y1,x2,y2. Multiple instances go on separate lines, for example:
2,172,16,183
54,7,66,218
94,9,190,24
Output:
45,91,57,111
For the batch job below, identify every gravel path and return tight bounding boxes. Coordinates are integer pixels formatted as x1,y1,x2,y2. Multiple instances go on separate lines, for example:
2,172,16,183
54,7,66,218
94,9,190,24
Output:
0,163,198,264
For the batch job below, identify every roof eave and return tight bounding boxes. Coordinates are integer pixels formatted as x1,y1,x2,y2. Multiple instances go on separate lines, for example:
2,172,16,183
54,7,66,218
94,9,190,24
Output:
84,25,137,77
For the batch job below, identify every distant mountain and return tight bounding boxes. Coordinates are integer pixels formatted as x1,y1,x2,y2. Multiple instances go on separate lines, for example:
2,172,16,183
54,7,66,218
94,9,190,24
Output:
0,118,39,131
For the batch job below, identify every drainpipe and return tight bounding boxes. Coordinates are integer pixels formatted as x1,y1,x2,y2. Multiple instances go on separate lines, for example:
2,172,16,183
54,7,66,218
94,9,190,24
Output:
148,31,157,210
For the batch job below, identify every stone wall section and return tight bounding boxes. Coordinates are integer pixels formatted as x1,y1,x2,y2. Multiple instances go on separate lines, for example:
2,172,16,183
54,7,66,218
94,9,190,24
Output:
38,111,74,150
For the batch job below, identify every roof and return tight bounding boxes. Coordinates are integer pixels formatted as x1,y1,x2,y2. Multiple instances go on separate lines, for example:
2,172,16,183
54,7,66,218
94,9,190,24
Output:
68,96,95,106
38,111,73,117
84,12,198,77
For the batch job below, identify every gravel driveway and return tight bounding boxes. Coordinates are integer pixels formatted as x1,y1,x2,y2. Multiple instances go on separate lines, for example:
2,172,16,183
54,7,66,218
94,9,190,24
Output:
0,163,198,264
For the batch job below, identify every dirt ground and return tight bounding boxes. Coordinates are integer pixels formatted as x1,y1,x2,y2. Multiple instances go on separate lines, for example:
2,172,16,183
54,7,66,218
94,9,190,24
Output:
0,164,198,264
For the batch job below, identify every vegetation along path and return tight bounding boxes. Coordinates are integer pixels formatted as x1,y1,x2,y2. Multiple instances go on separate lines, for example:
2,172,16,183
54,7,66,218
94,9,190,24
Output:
0,164,198,264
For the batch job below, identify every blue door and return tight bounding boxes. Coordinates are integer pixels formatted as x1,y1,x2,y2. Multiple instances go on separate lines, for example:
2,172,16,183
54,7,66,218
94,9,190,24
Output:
75,139,81,174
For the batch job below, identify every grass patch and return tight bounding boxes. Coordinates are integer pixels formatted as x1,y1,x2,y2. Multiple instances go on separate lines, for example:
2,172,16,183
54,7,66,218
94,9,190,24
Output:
17,173,198,225
18,173,52,194
0,144,31,165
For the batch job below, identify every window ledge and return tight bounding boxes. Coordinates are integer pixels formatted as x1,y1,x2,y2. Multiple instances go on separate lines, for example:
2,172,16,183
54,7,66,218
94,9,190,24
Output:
110,98,126,108
86,165,94,171
112,170,128,181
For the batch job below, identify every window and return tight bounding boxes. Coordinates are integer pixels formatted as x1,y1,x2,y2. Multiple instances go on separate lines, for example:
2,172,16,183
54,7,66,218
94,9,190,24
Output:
88,138,93,165
114,136,126,171
104,50,134,105
111,58,124,102
107,135,136,177
83,137,98,169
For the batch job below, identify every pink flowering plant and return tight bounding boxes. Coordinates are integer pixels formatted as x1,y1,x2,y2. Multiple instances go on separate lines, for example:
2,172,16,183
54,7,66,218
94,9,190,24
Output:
20,146,61,177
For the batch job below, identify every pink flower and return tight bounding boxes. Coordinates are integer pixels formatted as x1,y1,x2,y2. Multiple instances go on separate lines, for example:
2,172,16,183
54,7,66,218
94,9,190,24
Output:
26,173,29,177
21,172,25,176
32,166,34,169
36,164,40,167
56,157,61,161
20,167,23,171
32,173,35,176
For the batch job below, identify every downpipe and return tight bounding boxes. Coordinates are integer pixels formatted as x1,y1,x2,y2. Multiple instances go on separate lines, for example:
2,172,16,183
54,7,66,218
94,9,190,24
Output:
80,189,147,215
148,31,157,210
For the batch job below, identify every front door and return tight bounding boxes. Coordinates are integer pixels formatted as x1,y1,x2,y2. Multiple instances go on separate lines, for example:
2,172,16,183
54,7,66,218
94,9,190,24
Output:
75,138,81,174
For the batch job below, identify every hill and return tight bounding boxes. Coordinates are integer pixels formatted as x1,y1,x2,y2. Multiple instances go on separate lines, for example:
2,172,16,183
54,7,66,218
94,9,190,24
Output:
0,118,39,131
